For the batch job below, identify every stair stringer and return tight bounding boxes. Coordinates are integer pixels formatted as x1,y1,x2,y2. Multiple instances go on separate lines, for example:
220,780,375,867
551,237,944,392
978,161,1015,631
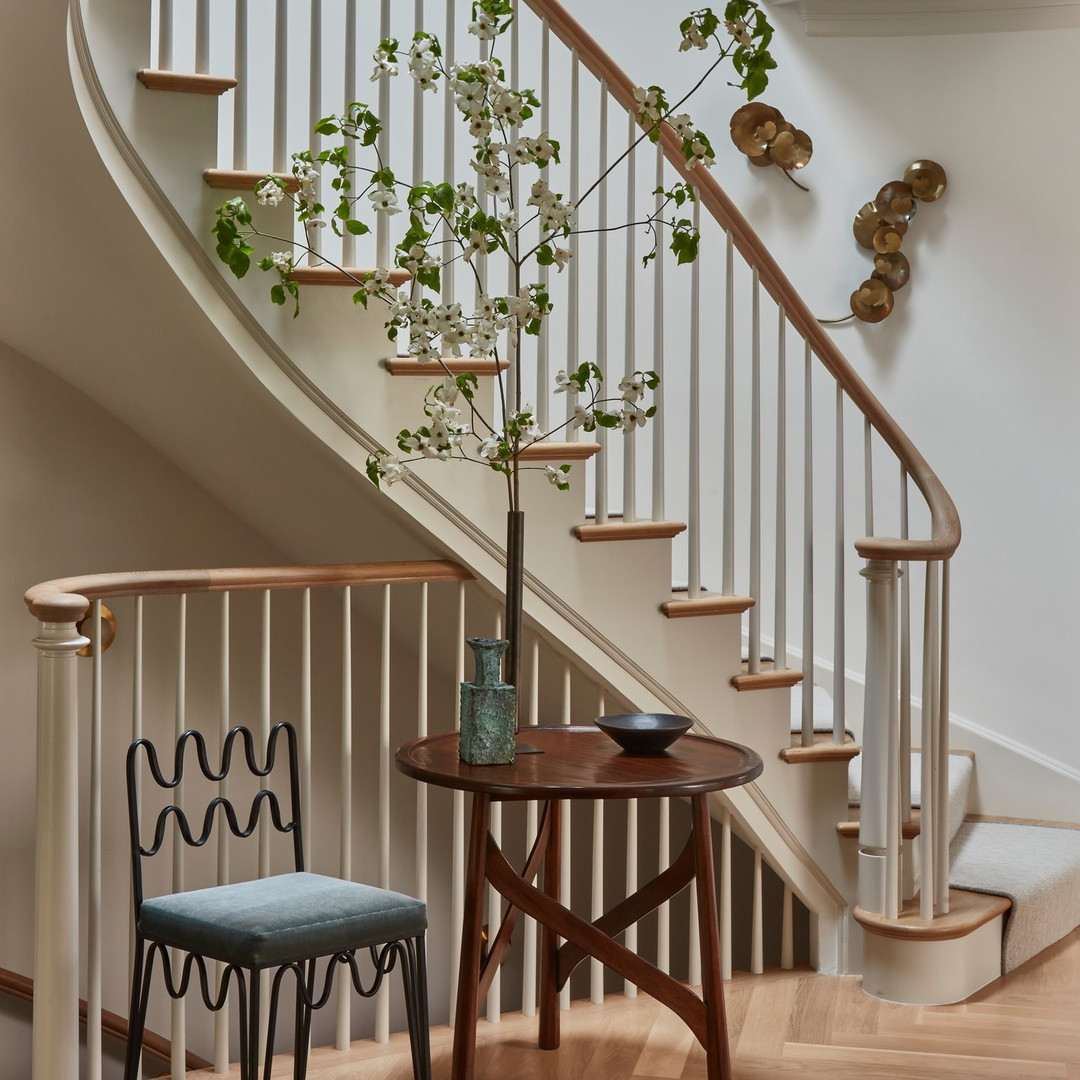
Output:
69,0,856,971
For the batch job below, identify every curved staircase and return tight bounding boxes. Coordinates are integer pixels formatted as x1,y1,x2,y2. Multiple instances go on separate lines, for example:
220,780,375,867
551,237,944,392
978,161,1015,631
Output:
12,0,1080,1078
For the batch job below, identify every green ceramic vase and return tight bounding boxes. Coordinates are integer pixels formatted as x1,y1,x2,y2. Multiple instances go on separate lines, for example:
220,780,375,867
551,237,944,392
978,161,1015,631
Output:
459,637,516,765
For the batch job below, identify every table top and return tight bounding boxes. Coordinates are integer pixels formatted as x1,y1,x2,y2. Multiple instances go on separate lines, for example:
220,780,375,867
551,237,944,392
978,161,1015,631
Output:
395,725,763,801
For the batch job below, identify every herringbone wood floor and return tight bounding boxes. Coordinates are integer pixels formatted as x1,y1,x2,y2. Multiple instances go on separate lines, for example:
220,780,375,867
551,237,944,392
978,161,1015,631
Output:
190,928,1080,1079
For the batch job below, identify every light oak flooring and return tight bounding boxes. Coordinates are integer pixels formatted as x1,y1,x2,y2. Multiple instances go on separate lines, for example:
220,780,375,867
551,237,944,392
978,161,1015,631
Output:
190,928,1080,1079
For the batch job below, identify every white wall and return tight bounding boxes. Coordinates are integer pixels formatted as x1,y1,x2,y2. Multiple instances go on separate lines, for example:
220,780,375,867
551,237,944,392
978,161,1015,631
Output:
570,2,1080,786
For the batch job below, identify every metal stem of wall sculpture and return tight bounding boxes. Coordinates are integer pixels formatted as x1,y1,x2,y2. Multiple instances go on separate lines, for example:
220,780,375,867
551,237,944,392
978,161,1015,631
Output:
730,102,813,190
459,637,517,765
850,160,947,322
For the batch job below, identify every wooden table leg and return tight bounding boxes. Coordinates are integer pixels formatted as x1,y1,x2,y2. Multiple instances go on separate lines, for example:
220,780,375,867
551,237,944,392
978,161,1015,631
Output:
691,793,732,1080
451,793,491,1080
538,798,561,1050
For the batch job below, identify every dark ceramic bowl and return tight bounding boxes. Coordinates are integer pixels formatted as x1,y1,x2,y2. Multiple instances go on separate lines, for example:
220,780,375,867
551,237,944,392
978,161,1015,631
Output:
594,713,693,754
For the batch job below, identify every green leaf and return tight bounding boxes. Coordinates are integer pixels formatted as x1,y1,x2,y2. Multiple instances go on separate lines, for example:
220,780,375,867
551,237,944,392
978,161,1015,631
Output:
345,218,370,235
270,284,286,306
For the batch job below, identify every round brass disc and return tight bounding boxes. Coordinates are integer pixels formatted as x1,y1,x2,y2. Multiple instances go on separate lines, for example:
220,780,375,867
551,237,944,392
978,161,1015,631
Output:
872,223,907,253
854,202,886,249
771,128,813,170
905,159,947,202
871,250,910,291
875,180,917,224
748,148,774,167
850,279,894,322
730,102,784,157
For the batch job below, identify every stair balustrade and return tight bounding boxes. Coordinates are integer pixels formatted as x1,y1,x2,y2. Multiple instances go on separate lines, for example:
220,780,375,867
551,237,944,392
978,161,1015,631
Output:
25,561,801,1080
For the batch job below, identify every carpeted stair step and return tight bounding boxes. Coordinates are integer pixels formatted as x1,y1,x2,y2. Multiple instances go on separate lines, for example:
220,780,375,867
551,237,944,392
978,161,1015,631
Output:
950,820,1080,973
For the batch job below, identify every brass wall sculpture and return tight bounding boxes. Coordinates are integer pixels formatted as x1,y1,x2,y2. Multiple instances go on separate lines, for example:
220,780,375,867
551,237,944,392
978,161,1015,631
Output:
730,103,812,190
850,160,947,322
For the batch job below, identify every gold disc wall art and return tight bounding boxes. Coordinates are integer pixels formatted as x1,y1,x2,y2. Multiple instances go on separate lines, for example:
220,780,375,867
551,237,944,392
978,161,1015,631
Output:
849,160,947,322
730,103,813,189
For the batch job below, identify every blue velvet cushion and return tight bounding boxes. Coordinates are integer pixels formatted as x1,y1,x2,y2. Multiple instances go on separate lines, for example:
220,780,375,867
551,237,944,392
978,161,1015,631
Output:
138,872,427,967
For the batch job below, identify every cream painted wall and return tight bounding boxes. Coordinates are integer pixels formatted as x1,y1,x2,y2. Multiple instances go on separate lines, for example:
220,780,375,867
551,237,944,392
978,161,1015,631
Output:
569,2,1080,782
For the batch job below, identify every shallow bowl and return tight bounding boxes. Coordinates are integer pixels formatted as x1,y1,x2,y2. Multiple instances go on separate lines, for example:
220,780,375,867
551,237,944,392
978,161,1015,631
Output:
594,713,693,755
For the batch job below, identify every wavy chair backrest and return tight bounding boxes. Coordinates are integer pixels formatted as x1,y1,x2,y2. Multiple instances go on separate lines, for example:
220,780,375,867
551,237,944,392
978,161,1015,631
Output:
126,722,305,912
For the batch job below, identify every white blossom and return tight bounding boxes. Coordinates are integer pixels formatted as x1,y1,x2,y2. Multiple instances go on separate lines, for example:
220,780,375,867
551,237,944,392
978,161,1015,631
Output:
570,404,593,430
544,464,566,487
551,247,572,272
619,405,648,431
368,186,402,214
479,436,503,461
619,375,645,402
680,26,708,50
499,209,517,231
370,49,399,80
669,113,694,139
468,115,494,139
468,10,498,39
454,80,486,116
463,230,492,262
256,179,284,206
725,17,752,46
633,86,661,124
686,140,715,169
553,369,577,394
270,251,293,272
381,456,407,484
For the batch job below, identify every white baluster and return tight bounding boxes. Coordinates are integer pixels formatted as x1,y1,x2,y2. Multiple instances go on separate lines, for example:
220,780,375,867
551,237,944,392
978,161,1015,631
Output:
377,584,392,1042
195,0,209,75
651,142,665,520
417,584,429,902
774,308,787,667
487,800,502,1022
885,563,901,920
722,231,736,594
232,0,248,170
449,582,466,1025
341,0,357,266
920,562,938,920
306,0,323,264
535,18,550,429
748,268,761,672
337,586,352,1050
801,342,815,744
258,590,271,1058
172,595,187,1080
158,0,173,71
623,114,637,524
623,796,638,998
215,593,231,1073
565,51,580,432
522,636,540,1016
88,602,102,1080
937,562,952,913
899,474,914,900
688,198,702,598
834,385,846,743
864,417,874,537
781,884,794,970
32,615,89,1080
688,886,701,987
273,0,288,174
441,0,456,316
131,597,144,1080
376,0,391,268
594,83,609,523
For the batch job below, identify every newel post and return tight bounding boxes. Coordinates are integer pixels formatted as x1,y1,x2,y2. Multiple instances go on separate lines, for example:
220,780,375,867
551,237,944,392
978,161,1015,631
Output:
858,559,900,918
32,613,89,1080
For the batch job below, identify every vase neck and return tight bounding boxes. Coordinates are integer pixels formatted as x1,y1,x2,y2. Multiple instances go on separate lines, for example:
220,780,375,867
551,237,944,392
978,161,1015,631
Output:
466,637,509,687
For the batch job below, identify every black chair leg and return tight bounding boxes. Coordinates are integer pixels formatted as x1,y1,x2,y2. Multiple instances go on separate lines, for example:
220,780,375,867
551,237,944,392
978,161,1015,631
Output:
244,969,261,1080
293,960,316,1080
400,936,432,1080
123,940,149,1080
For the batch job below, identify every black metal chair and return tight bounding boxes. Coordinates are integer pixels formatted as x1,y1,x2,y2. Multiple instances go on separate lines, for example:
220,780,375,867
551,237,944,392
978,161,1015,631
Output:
124,722,431,1080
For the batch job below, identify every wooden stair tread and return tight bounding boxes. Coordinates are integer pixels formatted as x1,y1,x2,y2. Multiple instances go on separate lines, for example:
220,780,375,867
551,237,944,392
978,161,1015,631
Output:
203,169,298,192
855,888,1011,942
731,662,803,692
780,732,861,764
661,594,755,618
518,442,600,462
573,521,687,542
288,266,412,287
137,70,237,95
385,357,509,376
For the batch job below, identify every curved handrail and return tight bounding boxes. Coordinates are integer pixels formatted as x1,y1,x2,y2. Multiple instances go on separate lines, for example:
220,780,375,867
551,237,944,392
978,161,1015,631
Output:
523,0,959,563
25,560,473,622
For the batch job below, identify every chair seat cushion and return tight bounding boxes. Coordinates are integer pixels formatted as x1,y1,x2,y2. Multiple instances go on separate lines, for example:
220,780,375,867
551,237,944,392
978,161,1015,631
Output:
139,872,427,968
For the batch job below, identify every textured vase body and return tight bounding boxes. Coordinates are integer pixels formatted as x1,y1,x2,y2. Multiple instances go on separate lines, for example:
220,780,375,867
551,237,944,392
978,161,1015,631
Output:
459,637,516,765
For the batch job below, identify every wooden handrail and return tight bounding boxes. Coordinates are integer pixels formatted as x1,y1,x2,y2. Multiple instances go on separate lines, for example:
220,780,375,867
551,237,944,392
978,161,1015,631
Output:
522,0,960,562
25,560,474,622
0,967,212,1072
